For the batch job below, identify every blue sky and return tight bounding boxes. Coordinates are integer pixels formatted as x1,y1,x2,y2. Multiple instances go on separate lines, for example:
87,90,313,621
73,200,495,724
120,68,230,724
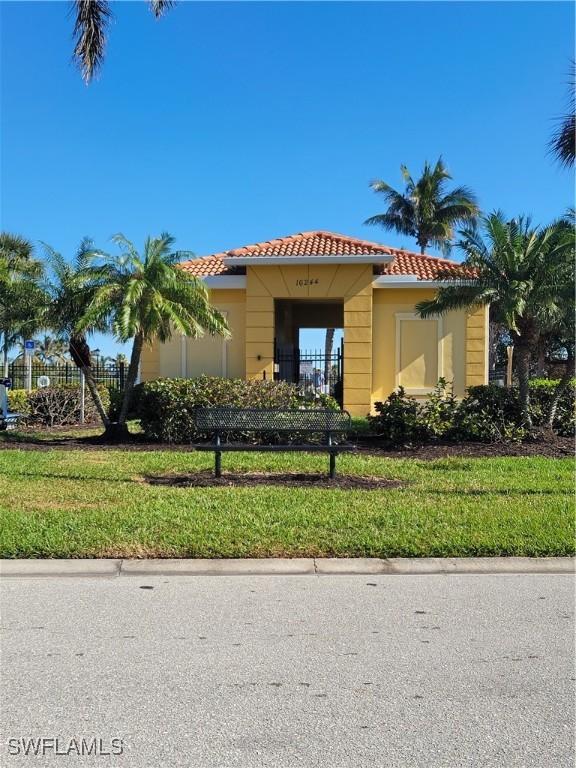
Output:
1,1,574,355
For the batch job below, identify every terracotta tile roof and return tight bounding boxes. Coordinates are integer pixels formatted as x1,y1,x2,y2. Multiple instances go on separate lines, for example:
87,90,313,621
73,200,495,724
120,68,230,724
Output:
178,230,471,281
217,230,395,258
379,250,475,280
179,255,241,277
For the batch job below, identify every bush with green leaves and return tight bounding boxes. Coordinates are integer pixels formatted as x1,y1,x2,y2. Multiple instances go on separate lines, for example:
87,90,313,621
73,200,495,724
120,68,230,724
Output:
26,384,110,427
7,389,31,415
452,385,527,443
369,379,574,444
528,379,575,437
368,387,425,444
137,376,339,443
418,379,460,439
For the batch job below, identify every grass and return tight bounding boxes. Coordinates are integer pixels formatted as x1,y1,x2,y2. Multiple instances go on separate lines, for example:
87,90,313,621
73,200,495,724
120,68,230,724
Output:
0,445,572,559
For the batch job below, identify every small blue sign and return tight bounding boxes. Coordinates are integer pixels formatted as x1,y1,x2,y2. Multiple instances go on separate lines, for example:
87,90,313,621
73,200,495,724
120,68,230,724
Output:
24,340,35,351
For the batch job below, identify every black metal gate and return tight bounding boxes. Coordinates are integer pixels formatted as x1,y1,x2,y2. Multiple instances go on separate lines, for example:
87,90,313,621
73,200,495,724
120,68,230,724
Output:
274,340,343,406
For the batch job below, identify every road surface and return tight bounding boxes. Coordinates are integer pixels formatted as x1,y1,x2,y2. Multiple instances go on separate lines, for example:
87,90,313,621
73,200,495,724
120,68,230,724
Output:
1,573,574,767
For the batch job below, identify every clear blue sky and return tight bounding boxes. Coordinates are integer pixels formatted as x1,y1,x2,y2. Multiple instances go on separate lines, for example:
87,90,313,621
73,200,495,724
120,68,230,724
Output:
1,1,574,356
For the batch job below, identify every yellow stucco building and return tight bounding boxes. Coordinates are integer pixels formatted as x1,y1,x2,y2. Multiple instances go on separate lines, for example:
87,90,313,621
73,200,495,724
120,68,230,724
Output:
140,231,488,416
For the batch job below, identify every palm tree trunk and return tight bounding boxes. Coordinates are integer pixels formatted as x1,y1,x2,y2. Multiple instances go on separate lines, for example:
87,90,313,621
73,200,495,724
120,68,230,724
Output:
544,350,575,430
81,364,110,427
68,336,110,428
514,339,533,428
324,328,335,385
2,335,9,378
536,340,547,378
117,331,144,426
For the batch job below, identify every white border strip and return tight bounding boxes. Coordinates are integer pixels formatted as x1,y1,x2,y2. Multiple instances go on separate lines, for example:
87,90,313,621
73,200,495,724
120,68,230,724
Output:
222,255,394,266
374,277,453,288
204,276,246,288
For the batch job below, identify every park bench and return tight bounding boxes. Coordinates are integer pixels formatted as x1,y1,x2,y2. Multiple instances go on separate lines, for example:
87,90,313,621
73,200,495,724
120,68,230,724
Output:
192,407,352,479
0,379,22,431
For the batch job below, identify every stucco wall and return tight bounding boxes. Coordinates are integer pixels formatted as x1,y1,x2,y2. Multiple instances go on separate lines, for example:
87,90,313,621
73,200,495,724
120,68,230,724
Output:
372,289,468,407
139,289,246,381
141,280,487,416
244,263,373,415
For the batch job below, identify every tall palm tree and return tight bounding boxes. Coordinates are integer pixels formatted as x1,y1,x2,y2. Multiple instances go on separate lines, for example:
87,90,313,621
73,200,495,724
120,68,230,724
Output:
33,334,70,365
365,158,479,254
324,328,335,385
0,233,46,376
416,212,574,426
80,233,230,438
549,62,575,167
72,0,175,82
42,241,111,427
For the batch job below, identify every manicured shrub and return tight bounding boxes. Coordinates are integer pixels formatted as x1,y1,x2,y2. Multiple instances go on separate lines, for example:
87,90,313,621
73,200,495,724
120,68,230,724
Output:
7,389,30,415
368,387,425,444
418,379,459,439
452,385,527,443
528,379,575,437
137,376,340,443
27,384,110,427
107,382,144,420
369,379,574,444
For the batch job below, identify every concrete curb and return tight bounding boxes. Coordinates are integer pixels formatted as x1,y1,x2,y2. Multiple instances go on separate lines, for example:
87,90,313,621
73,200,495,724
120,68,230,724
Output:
0,557,574,578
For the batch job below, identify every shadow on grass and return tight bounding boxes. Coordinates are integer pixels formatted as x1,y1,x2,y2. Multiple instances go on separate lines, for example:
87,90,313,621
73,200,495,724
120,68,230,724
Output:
143,471,404,490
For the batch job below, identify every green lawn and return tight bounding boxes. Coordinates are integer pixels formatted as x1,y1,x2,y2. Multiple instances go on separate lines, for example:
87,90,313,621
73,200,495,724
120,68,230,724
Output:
0,447,572,559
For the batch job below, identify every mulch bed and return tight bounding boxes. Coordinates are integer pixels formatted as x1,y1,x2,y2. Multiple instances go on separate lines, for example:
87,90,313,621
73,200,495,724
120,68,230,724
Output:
0,425,572,459
143,470,402,490
354,437,574,459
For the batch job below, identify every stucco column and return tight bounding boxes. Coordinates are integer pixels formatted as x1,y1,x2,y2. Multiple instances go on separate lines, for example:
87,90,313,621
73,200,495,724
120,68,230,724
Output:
245,268,275,380
342,266,373,417
465,305,489,387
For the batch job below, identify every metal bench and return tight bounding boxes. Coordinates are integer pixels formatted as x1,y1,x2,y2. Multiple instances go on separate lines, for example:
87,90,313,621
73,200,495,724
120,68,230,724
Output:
0,380,22,431
192,407,352,479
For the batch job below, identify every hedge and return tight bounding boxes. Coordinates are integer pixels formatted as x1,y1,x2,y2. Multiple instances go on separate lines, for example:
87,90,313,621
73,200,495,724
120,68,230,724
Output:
136,376,339,443
369,379,575,444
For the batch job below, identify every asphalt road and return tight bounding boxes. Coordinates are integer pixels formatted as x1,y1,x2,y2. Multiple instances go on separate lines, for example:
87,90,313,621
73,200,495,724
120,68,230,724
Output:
1,574,574,768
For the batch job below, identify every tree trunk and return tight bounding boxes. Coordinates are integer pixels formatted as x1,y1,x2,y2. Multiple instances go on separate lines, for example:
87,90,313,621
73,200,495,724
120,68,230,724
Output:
2,335,8,378
81,364,110,427
514,339,533,428
535,339,547,378
324,328,335,384
117,331,144,427
68,336,110,428
544,350,575,430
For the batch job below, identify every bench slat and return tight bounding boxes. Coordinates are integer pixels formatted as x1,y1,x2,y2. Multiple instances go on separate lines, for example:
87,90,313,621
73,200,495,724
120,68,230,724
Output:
193,407,350,433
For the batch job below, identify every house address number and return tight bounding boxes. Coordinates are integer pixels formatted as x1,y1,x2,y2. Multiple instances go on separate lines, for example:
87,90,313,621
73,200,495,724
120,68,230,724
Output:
295,278,319,287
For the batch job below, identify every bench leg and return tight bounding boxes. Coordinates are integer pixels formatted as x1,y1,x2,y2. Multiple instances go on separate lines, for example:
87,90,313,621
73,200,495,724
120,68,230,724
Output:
215,451,222,478
329,452,336,479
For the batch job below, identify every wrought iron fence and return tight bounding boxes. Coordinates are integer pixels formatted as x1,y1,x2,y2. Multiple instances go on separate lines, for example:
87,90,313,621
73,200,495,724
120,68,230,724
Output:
274,342,343,406
6,362,126,390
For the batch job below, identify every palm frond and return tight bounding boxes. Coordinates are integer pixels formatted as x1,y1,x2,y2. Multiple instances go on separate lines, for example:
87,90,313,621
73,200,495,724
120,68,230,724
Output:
148,0,175,18
549,61,575,167
72,0,112,83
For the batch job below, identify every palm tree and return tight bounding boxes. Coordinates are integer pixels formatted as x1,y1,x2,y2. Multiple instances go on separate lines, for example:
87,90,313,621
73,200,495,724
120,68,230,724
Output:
365,158,479,254
33,334,70,365
42,241,111,427
549,62,575,167
324,328,335,385
72,0,175,82
0,233,46,376
416,212,574,426
80,233,230,438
